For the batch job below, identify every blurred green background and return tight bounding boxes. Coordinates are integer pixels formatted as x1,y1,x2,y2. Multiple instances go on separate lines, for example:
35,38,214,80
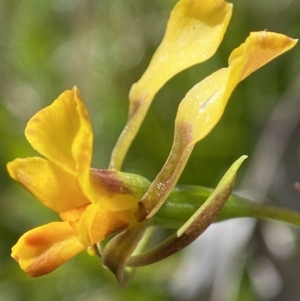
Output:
1,0,300,300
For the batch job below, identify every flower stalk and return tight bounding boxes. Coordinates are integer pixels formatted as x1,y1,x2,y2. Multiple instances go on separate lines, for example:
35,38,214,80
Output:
154,187,300,229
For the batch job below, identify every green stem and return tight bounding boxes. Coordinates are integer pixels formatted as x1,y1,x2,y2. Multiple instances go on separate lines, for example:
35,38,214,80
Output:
152,185,300,228
135,125,195,221
109,103,150,171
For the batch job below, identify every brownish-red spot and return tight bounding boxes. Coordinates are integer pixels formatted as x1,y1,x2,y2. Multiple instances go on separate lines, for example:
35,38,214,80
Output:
24,232,48,247
12,254,19,262
90,169,132,195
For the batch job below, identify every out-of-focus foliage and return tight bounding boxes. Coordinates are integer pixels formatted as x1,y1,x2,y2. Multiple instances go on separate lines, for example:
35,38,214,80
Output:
0,0,300,300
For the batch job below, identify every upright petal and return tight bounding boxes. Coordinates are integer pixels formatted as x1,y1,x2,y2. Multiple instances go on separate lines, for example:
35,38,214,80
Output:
229,31,298,81
7,157,89,212
11,222,85,277
129,0,233,106
176,32,297,146
25,87,93,176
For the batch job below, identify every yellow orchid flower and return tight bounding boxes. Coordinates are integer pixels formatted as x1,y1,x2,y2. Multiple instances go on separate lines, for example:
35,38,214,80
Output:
7,87,149,276
7,0,298,283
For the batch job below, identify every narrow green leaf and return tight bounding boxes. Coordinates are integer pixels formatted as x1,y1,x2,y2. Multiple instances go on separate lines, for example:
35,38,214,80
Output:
152,186,300,229
178,155,247,236
128,156,246,267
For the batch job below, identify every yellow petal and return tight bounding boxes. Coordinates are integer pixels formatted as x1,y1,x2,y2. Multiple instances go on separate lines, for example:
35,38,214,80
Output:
7,157,89,212
109,0,232,170
60,204,87,221
176,32,297,145
11,222,85,277
78,204,134,247
129,0,233,108
25,87,92,176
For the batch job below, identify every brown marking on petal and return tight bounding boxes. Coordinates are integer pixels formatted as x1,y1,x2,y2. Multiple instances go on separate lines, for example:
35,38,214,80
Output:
24,231,49,248
12,254,19,262
21,233,84,277
27,257,53,277
90,169,132,195
128,94,148,119
175,120,194,147
25,248,63,277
